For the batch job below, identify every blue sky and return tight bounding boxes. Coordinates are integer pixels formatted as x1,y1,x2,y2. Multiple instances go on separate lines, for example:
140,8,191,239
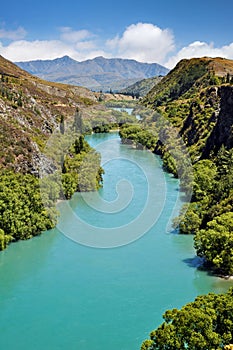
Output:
0,0,233,67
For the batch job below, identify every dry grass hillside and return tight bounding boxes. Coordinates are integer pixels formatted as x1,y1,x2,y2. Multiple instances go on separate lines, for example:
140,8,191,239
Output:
0,55,137,174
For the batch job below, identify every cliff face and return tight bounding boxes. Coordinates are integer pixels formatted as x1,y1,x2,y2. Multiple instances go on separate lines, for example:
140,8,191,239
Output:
180,85,233,159
202,86,233,157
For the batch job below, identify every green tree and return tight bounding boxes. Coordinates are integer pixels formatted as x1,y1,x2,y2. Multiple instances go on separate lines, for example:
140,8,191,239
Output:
60,115,65,134
192,159,217,201
142,288,233,350
194,212,233,275
73,107,83,133
0,171,55,249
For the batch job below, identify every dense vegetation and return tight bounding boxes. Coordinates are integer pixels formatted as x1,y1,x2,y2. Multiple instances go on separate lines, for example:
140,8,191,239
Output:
0,171,55,250
119,76,163,98
119,124,157,150
177,147,233,275
62,135,104,198
132,58,233,276
120,99,232,277
119,118,193,194
141,288,233,350
138,57,233,349
0,55,140,250
143,57,233,108
0,134,104,251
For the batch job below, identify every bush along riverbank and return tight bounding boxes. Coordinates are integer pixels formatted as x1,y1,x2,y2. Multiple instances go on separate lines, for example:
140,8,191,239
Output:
122,57,233,349
0,134,104,251
120,57,233,278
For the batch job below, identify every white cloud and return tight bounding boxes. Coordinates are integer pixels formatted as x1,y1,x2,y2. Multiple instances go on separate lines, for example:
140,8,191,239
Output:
75,41,96,50
0,38,108,62
165,41,233,68
1,22,233,69
59,27,93,43
0,40,77,61
0,24,107,62
106,23,175,63
0,26,27,40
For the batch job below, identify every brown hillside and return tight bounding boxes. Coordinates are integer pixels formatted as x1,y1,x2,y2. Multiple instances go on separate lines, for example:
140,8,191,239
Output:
0,55,98,174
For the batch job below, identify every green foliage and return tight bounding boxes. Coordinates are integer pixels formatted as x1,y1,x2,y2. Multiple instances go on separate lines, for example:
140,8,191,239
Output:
175,203,203,234
0,229,12,250
61,173,79,199
142,288,233,350
174,147,233,274
39,173,61,220
0,170,55,250
214,147,233,201
91,118,110,133
62,135,104,198
144,58,209,107
140,58,233,350
119,122,193,194
192,159,217,201
114,112,138,126
120,76,162,97
73,107,83,133
119,124,157,150
209,74,221,85
104,100,137,108
194,212,233,275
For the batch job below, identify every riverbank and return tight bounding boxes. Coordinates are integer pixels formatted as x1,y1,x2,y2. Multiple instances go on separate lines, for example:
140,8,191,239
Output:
0,131,232,350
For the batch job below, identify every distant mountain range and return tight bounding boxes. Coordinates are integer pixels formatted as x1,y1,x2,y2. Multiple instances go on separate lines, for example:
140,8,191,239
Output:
15,56,169,92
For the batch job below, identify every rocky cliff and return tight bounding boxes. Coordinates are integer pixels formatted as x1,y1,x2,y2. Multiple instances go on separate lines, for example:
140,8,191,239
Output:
202,85,233,157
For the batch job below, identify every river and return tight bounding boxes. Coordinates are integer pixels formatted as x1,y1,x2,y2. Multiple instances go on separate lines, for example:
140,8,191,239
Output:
0,132,232,350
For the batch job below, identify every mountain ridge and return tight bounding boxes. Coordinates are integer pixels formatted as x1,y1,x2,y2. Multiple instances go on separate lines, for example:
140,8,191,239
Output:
120,76,163,97
15,55,169,92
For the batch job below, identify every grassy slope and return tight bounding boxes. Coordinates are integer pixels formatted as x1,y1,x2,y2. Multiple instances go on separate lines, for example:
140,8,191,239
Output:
142,57,233,161
119,76,163,97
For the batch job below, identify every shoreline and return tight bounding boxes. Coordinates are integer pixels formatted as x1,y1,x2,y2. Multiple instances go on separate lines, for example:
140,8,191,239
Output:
218,275,233,281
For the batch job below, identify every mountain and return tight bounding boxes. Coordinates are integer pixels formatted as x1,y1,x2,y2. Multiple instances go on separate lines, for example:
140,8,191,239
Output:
143,56,233,159
144,56,233,107
15,56,169,92
120,76,163,97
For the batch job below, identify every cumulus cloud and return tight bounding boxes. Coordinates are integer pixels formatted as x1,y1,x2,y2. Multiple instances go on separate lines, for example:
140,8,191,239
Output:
106,23,175,63
1,22,233,68
59,27,93,43
0,26,27,40
0,22,175,63
165,41,233,68
0,40,77,61
0,38,108,62
0,24,108,62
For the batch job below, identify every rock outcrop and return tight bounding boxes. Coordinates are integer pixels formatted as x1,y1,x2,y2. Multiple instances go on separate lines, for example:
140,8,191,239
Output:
202,85,233,157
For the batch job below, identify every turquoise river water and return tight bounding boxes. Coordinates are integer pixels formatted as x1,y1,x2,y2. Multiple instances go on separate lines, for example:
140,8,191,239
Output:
0,132,232,350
